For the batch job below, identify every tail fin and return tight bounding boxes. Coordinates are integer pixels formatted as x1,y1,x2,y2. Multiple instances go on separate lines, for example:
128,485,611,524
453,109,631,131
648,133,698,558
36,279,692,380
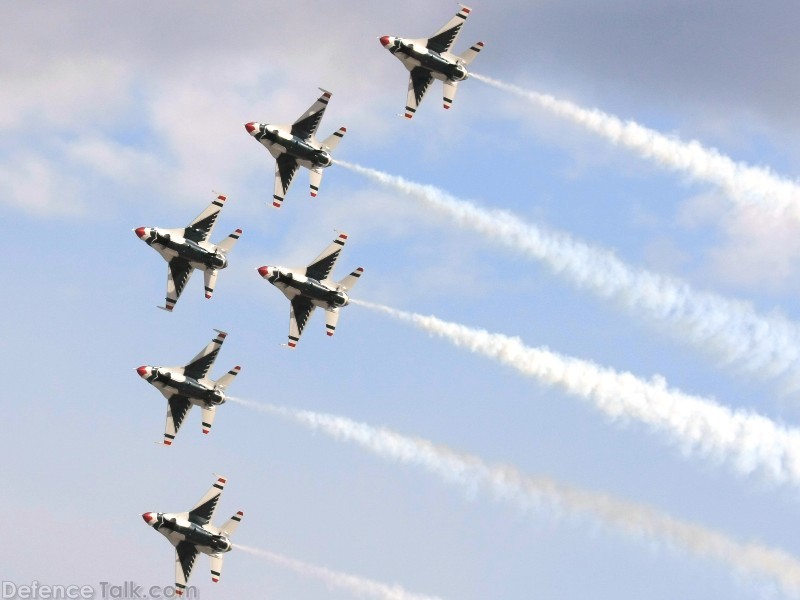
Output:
220,511,244,537
321,127,346,152
458,41,484,66
216,228,242,253
337,267,364,291
215,366,241,390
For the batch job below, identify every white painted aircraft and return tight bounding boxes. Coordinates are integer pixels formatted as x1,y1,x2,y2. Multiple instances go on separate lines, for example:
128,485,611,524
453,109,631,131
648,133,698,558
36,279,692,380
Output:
137,330,240,445
134,192,241,311
379,4,484,118
142,475,243,597
245,89,346,209
257,232,363,348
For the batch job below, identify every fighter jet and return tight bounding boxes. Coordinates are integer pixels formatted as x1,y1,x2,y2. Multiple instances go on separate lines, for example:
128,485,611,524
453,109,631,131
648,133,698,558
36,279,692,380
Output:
134,192,242,311
379,5,484,118
142,475,243,597
137,329,240,445
257,232,363,348
245,88,346,209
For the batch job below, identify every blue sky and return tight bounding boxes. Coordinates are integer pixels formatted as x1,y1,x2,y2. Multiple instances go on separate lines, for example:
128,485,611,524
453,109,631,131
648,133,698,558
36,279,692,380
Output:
5,1,800,598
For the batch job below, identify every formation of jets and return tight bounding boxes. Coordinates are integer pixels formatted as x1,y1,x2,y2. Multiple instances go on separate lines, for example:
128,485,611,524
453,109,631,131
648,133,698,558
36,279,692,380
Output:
134,5,484,595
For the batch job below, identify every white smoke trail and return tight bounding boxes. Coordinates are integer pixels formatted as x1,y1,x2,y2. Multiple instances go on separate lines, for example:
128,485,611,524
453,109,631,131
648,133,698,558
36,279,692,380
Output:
228,397,800,597
236,544,443,600
471,72,800,217
337,159,800,390
353,299,800,488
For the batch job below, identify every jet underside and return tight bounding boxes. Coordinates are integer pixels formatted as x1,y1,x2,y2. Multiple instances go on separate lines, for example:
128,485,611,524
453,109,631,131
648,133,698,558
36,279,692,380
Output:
272,273,346,310
147,371,224,406
394,46,466,82
255,129,330,169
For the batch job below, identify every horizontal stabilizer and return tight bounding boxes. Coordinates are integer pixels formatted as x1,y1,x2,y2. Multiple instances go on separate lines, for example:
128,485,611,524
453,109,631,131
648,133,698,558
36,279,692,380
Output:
216,229,242,253
325,309,340,337
220,511,244,537
209,554,224,584
458,41,484,66
337,267,364,291
321,127,346,152
215,366,241,390
200,405,215,435
309,168,323,198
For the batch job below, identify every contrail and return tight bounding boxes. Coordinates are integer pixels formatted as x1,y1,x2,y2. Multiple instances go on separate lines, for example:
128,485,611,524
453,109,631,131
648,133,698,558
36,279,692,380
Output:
470,72,800,217
337,159,800,391
353,299,800,488
229,397,800,597
236,544,443,600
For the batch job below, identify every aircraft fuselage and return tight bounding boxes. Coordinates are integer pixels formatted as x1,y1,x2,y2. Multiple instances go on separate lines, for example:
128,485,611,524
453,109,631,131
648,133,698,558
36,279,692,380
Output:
268,269,349,310
142,229,228,270
254,126,332,169
143,368,226,406
145,512,232,555
390,40,468,82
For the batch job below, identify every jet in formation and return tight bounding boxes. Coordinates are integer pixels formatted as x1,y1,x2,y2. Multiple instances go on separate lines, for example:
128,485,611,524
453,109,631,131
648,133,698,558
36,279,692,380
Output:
134,192,241,311
245,89,346,209
379,5,484,118
142,476,243,597
257,232,363,348
137,330,240,445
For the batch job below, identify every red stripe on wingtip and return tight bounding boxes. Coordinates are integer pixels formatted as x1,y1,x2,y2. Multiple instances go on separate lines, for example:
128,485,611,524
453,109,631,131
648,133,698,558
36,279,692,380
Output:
212,578,219,583
310,192,317,197
272,202,281,208
164,440,172,446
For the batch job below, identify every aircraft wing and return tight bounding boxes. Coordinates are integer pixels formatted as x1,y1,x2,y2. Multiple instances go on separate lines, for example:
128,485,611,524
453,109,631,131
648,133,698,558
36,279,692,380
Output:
165,258,194,312
174,540,199,597
405,67,434,119
188,476,228,526
183,330,227,381
273,154,299,208
288,296,316,348
427,5,472,54
184,193,227,243
305,233,348,281
290,88,332,140
163,394,193,446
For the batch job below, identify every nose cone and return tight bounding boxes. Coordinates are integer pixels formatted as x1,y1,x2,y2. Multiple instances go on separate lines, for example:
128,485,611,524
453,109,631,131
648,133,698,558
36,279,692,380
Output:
142,512,156,525
257,266,270,278
379,35,392,47
136,365,150,378
245,122,257,134
134,227,147,239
